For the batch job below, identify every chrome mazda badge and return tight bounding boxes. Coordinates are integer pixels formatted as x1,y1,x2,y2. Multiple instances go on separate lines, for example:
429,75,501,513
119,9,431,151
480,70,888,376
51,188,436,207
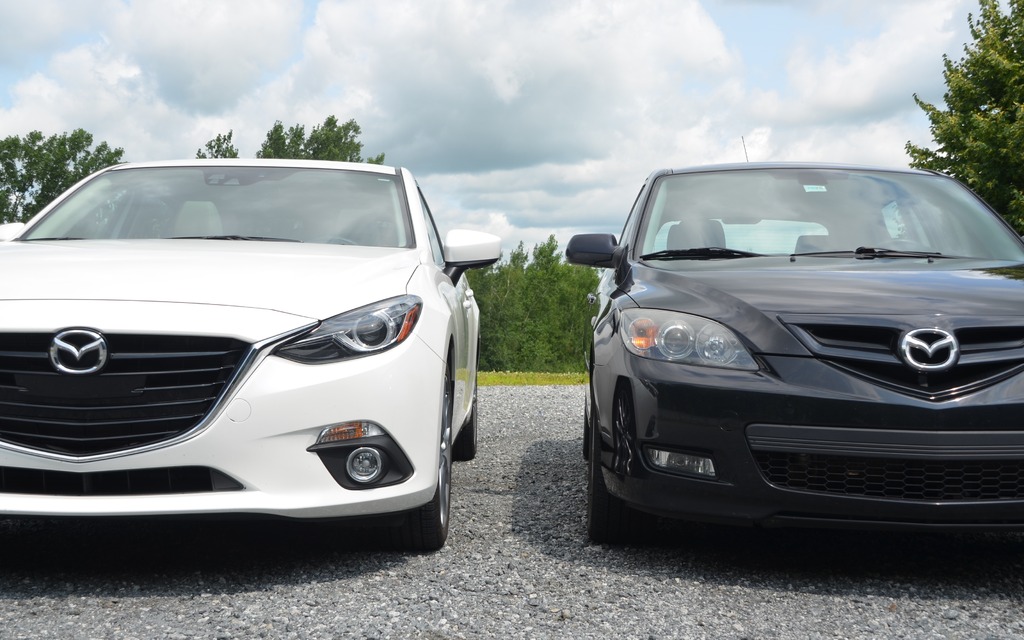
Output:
49,329,108,375
899,328,959,372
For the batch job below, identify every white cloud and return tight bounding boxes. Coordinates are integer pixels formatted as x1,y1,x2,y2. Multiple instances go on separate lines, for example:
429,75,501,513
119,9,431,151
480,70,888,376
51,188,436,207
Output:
0,1,115,66
0,0,985,251
108,0,305,113
300,0,739,173
775,0,969,123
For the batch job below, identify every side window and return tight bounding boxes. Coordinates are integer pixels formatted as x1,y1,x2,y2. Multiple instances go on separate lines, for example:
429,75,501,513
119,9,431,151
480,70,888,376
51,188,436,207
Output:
620,184,646,243
419,190,446,268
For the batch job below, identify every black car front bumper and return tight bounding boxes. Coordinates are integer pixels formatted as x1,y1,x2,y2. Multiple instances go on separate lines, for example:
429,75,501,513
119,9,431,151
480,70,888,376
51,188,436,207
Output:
593,353,1024,530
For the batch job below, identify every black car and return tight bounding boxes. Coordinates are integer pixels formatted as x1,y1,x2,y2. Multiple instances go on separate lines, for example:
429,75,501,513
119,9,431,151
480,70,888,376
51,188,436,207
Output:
566,163,1024,543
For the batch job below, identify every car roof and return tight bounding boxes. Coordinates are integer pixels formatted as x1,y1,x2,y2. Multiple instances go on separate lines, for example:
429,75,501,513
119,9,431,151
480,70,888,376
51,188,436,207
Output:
104,158,401,175
648,162,941,180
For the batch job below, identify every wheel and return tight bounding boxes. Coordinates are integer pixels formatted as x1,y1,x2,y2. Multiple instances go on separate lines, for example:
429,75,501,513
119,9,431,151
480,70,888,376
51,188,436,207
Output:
586,385,648,544
396,363,453,551
452,382,478,461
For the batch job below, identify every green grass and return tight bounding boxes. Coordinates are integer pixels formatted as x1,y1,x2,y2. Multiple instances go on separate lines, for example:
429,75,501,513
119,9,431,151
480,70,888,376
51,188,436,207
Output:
478,371,587,386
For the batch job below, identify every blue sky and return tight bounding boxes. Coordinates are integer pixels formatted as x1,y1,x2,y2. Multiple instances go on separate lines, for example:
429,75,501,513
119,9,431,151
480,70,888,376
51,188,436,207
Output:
0,0,979,252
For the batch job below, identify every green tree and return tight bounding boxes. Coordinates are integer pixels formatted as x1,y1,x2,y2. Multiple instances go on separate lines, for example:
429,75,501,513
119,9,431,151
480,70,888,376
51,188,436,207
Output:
906,0,1024,230
469,235,598,373
196,130,239,158
257,115,385,163
0,129,124,223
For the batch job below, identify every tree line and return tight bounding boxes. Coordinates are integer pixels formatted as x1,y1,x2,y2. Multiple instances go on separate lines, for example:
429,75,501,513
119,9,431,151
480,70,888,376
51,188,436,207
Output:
1,0,1022,372
0,115,381,224
467,237,598,373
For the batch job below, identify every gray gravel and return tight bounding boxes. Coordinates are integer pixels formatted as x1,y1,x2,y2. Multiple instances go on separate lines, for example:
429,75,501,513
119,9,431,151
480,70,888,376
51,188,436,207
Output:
1,385,1023,639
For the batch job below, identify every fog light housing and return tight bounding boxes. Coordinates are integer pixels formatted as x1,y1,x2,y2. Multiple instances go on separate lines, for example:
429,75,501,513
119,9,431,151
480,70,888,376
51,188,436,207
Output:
346,447,384,484
307,423,413,490
646,448,717,478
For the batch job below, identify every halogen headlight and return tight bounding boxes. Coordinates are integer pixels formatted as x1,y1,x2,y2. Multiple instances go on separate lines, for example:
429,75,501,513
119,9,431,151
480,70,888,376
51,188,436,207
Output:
276,295,422,363
620,309,757,370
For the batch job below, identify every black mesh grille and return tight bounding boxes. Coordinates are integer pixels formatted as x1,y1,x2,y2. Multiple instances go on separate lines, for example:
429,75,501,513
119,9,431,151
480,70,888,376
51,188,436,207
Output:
754,451,1024,501
0,465,243,496
0,333,250,456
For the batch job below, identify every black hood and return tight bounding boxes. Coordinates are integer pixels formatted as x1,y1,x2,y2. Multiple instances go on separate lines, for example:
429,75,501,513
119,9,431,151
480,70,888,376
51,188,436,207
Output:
626,259,1024,354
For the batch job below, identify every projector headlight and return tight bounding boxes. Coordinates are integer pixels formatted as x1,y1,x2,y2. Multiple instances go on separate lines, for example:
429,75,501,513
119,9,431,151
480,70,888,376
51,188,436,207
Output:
276,295,422,364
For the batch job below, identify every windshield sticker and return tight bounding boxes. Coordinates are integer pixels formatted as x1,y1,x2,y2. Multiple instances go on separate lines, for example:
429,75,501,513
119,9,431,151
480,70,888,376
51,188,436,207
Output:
803,185,827,193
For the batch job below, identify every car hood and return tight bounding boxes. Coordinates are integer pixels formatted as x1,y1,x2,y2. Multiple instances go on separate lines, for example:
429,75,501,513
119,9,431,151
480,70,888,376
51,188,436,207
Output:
0,240,422,339
629,259,1024,352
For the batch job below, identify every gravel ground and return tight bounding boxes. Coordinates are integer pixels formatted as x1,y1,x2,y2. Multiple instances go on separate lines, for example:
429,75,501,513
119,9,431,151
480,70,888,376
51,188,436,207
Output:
0,385,1023,639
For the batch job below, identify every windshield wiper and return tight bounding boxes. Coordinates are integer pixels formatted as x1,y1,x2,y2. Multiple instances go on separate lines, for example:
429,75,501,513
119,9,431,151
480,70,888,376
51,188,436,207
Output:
788,246,956,263
640,247,763,261
21,237,86,241
854,246,949,259
171,235,301,242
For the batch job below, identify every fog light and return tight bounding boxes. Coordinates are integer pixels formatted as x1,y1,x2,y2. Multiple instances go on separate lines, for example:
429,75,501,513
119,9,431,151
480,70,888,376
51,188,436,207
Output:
646,448,717,478
346,447,384,484
317,421,385,445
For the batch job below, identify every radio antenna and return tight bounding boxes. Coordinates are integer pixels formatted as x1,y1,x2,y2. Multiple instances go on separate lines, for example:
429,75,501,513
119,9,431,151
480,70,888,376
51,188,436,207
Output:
741,136,750,162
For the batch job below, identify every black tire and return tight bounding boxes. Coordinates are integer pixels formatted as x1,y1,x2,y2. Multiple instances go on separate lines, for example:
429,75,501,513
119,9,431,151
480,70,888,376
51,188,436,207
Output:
587,386,647,544
396,363,453,551
452,386,478,461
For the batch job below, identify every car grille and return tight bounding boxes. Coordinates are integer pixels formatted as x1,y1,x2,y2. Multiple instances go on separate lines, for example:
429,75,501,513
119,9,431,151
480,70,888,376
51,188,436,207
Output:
781,316,1024,400
748,424,1024,501
0,333,250,457
753,451,1024,501
0,465,243,496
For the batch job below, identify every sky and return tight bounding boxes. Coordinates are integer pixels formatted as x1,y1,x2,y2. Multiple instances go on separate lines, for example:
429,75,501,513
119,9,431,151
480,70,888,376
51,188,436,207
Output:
0,0,982,254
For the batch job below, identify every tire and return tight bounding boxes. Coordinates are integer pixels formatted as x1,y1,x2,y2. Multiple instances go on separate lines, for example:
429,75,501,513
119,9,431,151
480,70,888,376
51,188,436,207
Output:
452,383,478,461
587,385,648,544
396,362,453,551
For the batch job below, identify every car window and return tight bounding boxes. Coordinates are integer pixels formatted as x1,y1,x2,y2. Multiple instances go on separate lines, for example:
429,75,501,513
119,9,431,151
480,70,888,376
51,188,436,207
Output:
22,167,415,248
637,168,1024,261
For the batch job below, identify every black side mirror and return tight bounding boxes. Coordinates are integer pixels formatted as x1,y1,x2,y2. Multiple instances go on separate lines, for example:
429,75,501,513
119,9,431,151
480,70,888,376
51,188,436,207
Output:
565,233,619,268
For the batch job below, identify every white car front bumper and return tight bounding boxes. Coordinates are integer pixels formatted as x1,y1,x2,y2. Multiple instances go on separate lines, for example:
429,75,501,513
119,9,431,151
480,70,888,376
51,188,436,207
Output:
0,336,445,520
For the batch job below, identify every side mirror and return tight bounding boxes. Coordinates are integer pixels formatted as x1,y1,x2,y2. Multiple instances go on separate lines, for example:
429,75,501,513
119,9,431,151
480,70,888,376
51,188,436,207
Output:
0,222,26,242
443,229,502,281
565,233,619,268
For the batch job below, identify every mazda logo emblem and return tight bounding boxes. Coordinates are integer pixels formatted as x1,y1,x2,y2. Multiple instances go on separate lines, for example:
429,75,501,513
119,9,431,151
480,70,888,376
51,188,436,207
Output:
899,328,959,372
49,329,108,375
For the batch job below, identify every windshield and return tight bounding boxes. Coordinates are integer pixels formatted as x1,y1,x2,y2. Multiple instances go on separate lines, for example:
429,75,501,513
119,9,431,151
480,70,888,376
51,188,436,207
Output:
21,166,414,247
637,168,1024,262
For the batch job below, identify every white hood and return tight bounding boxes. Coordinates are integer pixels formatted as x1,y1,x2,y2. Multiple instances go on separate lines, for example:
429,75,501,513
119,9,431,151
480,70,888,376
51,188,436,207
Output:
0,240,422,341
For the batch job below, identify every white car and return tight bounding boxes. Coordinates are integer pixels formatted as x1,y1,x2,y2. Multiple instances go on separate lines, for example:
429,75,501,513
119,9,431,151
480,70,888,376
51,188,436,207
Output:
0,159,500,550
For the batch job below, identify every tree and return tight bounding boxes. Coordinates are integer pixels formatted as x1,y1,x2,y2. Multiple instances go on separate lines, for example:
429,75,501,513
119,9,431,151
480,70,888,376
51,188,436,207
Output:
906,0,1024,231
257,115,385,163
469,235,598,373
0,129,124,223
196,130,239,159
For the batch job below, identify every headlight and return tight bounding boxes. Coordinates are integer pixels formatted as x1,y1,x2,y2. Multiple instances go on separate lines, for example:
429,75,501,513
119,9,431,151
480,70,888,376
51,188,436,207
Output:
620,308,758,370
276,295,422,363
